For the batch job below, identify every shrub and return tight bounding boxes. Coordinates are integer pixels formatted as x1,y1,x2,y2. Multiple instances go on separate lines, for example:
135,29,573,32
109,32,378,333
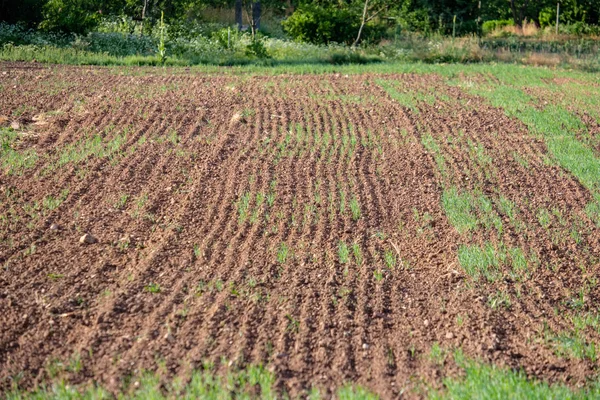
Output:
282,3,360,45
482,19,514,35
40,0,102,34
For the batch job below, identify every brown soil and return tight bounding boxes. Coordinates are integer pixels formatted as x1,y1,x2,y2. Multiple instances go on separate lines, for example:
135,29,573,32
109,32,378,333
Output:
0,63,598,398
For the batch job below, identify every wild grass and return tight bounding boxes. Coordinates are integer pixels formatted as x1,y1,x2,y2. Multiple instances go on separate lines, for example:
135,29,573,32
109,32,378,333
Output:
544,324,598,362
458,242,533,282
352,242,363,266
5,359,383,399
1,127,38,175
431,357,600,399
144,282,161,293
276,242,290,264
54,131,127,168
442,187,478,234
338,241,350,264
349,196,361,221
471,84,600,205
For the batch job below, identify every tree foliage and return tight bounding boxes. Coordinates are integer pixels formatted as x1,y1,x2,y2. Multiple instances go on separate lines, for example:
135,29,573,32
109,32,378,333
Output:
0,0,598,38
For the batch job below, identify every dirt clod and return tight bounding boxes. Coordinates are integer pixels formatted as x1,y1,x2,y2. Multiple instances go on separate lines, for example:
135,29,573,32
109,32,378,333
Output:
79,233,97,244
230,112,245,125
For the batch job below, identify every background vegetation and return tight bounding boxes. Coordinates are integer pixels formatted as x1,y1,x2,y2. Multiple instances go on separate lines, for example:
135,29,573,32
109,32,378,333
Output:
1,0,599,68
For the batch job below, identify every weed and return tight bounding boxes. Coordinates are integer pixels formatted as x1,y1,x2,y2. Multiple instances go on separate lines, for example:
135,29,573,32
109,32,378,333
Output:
488,290,511,309
144,283,161,294
384,249,396,269
373,269,383,282
457,243,500,282
349,196,361,221
115,193,129,210
429,342,446,366
352,242,363,266
277,242,290,264
285,314,299,334
236,191,251,224
442,187,477,234
338,241,350,264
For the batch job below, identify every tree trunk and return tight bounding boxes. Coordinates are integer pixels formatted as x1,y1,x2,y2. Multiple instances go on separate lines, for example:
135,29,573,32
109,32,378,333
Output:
510,0,531,28
235,0,242,30
352,0,370,47
252,1,261,32
141,0,148,20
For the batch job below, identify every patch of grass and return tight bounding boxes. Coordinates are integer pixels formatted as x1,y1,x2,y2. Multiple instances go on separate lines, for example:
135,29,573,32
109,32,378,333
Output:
277,242,290,264
373,269,383,282
383,249,396,269
457,243,500,282
458,242,533,282
349,196,361,221
544,323,598,362
421,134,447,178
431,357,600,399
473,85,600,204
55,131,127,168
144,282,161,294
285,314,300,334
442,187,478,234
1,127,38,175
488,290,511,310
429,342,446,366
115,193,129,210
236,191,252,224
352,242,363,266
6,359,380,399
338,240,350,264
337,384,379,400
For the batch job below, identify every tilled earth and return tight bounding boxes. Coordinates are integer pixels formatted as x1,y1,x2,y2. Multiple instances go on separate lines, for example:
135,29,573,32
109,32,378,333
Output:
0,63,598,398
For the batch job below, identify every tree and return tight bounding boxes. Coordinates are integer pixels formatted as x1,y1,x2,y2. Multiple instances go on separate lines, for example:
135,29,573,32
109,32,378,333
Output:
353,0,391,46
0,0,45,25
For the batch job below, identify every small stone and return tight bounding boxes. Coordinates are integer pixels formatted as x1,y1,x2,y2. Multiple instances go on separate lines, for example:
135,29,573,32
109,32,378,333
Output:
362,343,369,350
423,319,429,327
230,112,245,125
50,223,60,231
79,233,97,244
446,332,454,339
10,121,20,130
23,314,28,319
164,332,174,342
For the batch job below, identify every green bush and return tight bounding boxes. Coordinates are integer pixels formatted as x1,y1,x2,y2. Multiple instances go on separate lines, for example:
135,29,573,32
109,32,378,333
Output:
482,19,514,35
40,0,103,34
282,3,360,45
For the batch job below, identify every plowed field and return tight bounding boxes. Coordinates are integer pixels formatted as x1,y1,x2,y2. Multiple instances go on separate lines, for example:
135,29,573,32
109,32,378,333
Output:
1,62,599,398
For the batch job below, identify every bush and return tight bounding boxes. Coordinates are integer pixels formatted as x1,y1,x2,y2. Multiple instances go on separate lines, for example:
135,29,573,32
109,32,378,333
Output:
282,3,360,45
40,0,102,34
482,19,514,35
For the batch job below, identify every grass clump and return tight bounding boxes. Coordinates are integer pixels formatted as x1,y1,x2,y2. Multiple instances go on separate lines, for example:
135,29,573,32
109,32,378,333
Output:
458,242,534,282
338,240,350,264
432,358,600,399
349,196,361,221
6,360,380,399
442,187,478,234
277,242,290,264
144,282,161,293
1,127,38,175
